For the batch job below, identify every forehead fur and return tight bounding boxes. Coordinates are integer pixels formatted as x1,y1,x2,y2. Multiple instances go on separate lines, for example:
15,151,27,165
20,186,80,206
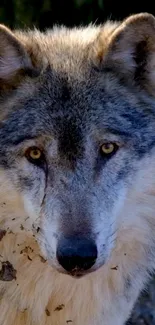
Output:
14,22,118,73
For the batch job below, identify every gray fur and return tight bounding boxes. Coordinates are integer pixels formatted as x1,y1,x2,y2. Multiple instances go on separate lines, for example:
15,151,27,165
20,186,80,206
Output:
1,13,155,325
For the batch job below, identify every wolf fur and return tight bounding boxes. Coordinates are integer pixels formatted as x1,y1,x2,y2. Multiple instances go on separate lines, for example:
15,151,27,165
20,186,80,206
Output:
1,12,155,325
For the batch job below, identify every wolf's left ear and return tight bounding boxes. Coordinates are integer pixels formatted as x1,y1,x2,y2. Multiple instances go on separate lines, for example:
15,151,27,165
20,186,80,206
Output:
102,13,155,94
0,24,37,87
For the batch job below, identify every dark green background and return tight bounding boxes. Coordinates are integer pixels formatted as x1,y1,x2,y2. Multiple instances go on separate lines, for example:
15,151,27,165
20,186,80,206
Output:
1,0,155,30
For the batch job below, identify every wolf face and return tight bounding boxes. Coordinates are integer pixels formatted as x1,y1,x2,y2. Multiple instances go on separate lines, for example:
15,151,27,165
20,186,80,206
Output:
1,14,155,277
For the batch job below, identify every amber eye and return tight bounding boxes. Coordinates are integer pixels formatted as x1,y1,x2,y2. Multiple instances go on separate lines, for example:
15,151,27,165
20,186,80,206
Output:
101,143,119,156
25,147,45,166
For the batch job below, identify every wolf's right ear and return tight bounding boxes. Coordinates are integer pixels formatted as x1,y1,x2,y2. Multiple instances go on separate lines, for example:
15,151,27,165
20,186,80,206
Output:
0,24,37,88
96,13,155,95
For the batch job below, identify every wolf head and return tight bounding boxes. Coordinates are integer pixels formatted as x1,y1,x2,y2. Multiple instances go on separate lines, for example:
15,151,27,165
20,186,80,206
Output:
1,13,155,277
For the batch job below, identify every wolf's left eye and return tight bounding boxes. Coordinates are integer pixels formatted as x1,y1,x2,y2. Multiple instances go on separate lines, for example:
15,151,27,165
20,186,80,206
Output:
25,147,45,167
100,143,119,157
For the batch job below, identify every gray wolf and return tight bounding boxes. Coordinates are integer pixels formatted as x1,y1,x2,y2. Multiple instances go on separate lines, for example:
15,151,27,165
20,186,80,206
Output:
0,12,155,325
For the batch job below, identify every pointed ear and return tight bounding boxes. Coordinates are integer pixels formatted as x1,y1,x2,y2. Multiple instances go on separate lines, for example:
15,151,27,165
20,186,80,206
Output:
0,24,37,89
103,13,155,94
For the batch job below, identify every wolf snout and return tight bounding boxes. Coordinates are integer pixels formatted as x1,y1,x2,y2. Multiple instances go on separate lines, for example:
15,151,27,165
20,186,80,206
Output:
56,236,98,275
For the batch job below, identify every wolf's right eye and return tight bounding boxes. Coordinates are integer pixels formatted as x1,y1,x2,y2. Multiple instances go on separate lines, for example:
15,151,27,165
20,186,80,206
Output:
100,142,119,157
25,147,45,167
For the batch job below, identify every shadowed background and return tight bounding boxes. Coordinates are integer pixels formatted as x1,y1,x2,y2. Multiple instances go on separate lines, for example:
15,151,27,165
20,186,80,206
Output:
1,0,155,324
1,0,155,29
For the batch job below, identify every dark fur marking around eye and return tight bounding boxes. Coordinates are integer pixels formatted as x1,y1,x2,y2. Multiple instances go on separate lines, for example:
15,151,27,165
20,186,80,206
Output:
9,136,37,146
0,261,16,281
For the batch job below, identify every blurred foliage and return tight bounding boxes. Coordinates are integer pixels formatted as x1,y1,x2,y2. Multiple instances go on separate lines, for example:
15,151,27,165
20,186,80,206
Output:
0,0,155,30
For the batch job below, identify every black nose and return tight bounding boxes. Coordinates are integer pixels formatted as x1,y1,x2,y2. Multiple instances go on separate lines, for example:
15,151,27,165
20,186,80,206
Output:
57,236,97,273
